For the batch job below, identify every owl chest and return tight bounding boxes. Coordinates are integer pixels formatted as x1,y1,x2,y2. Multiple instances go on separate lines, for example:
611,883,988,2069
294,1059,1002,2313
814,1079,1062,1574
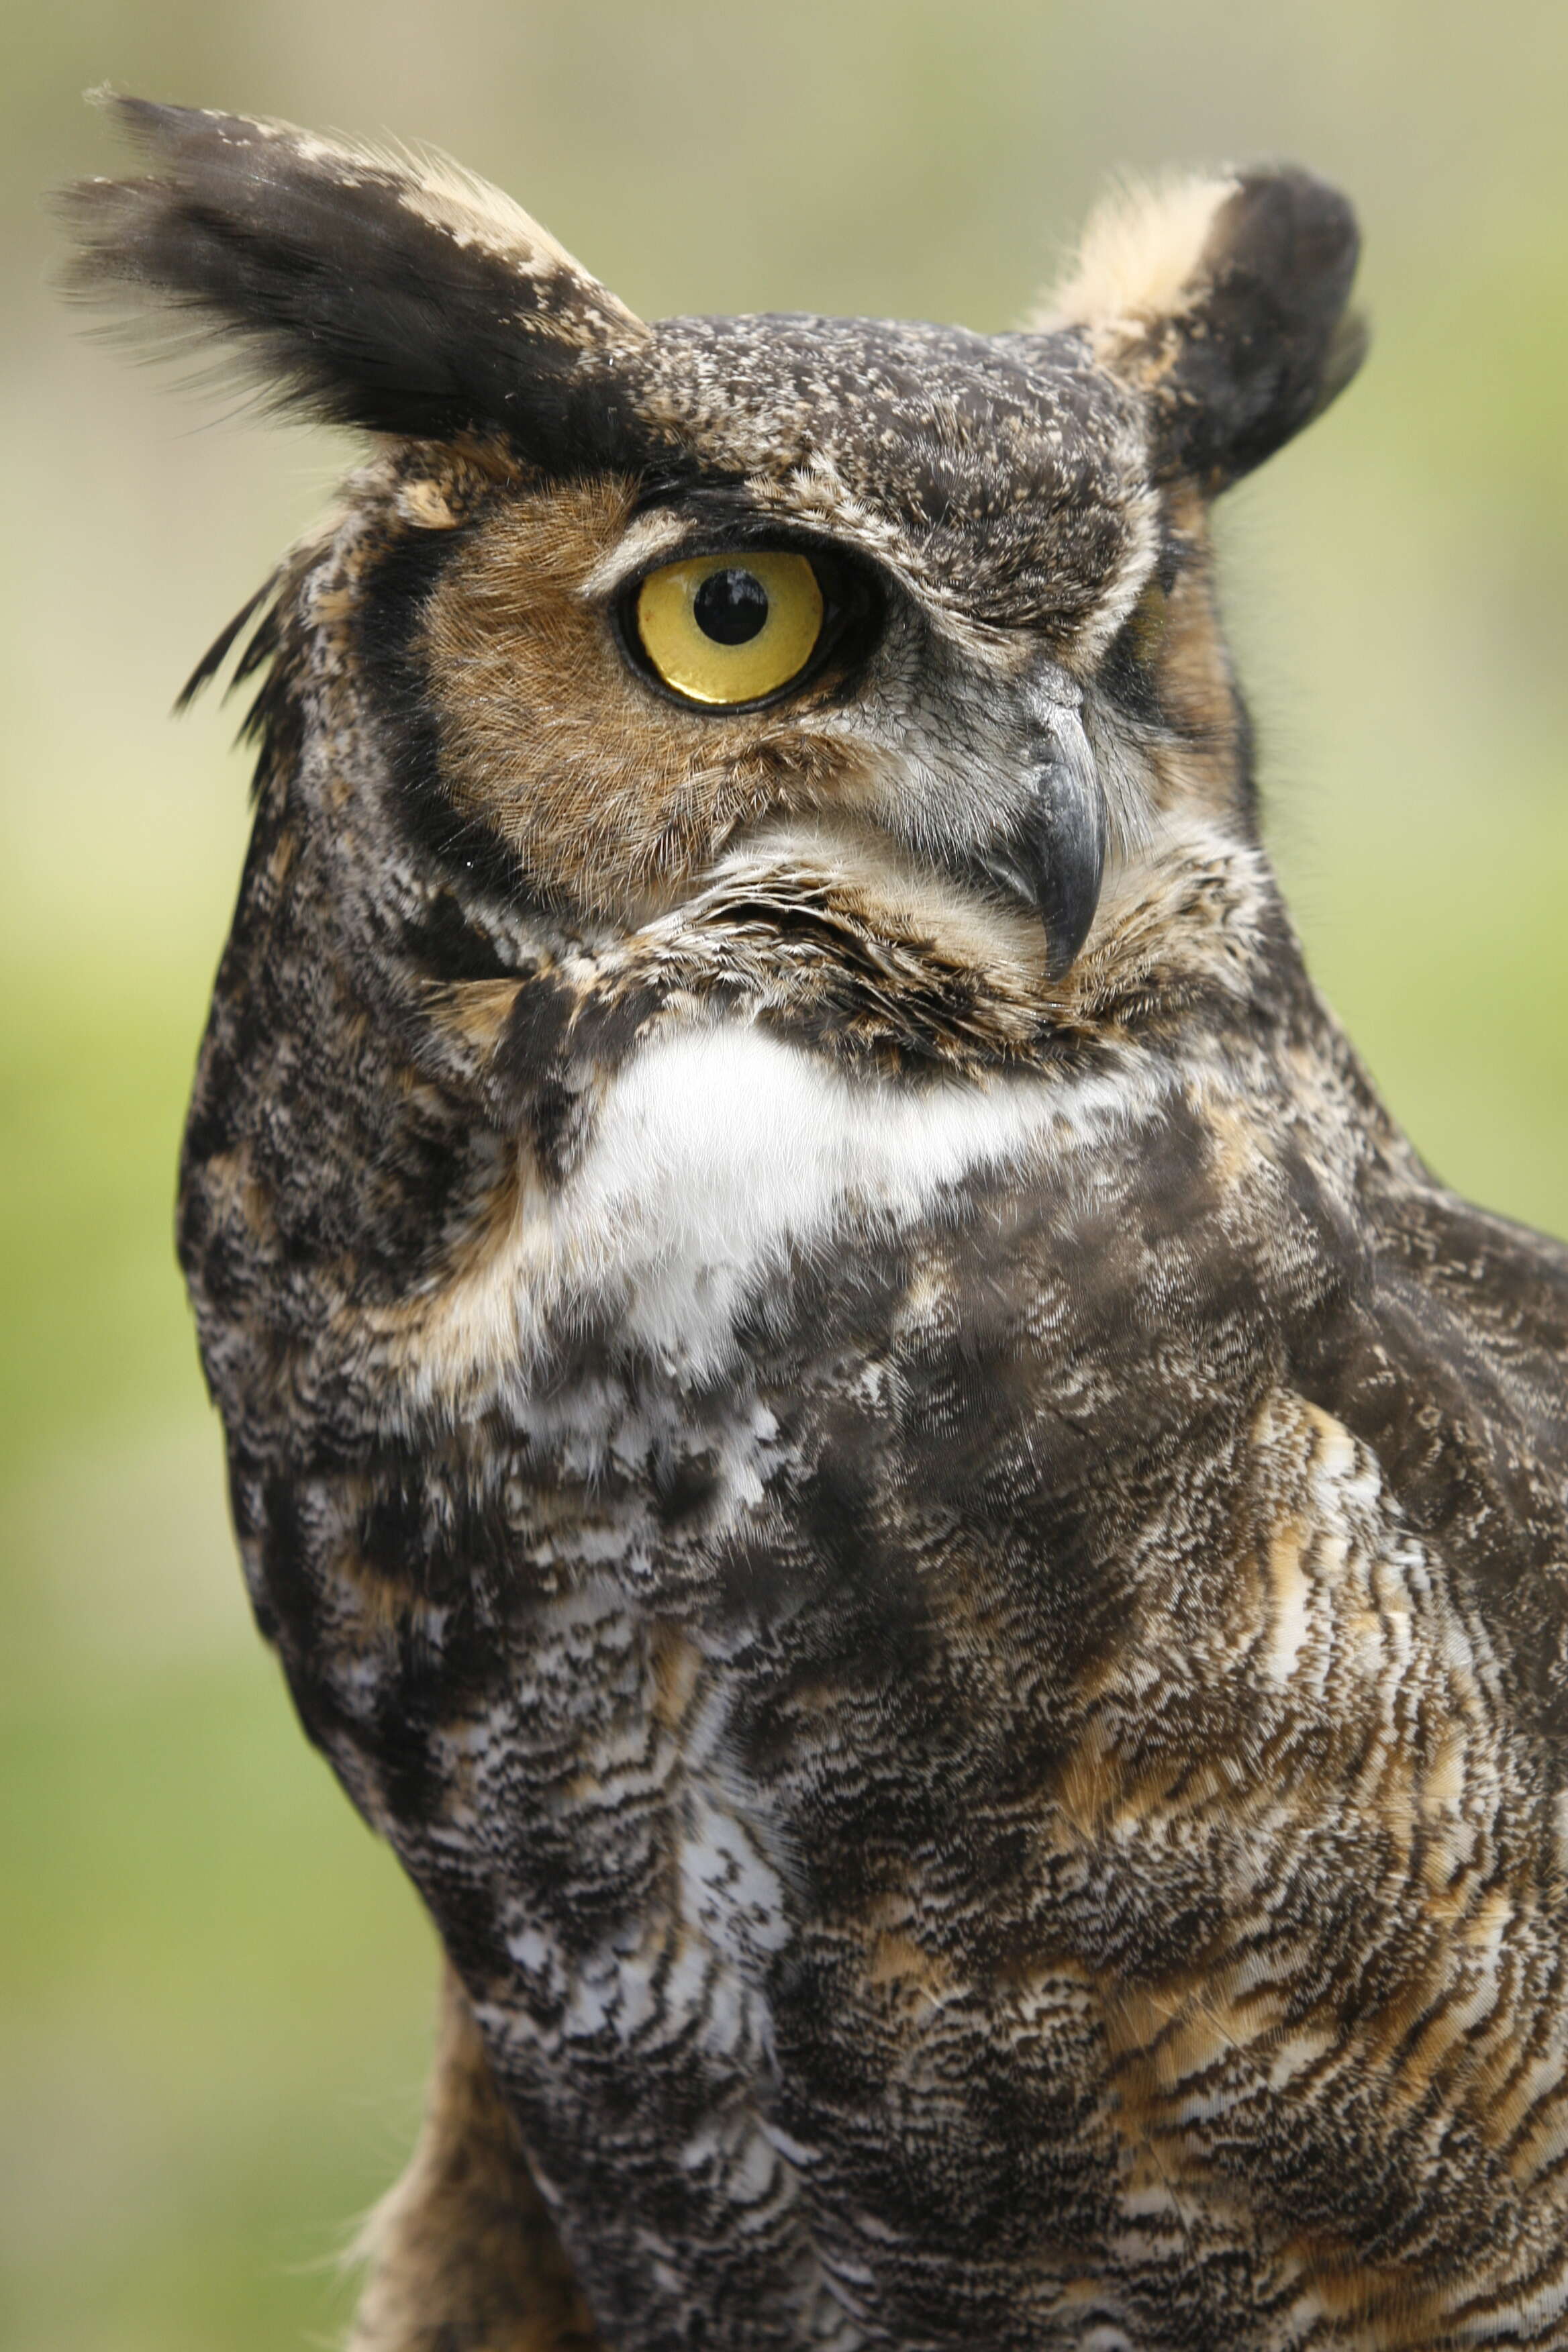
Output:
238,1022,1298,2341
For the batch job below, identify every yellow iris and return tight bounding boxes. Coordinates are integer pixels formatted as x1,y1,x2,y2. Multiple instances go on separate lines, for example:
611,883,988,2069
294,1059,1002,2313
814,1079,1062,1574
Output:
634,550,825,706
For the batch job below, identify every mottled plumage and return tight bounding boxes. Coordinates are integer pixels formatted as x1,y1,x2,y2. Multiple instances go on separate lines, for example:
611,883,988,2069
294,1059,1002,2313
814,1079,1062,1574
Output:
64,96,1568,2351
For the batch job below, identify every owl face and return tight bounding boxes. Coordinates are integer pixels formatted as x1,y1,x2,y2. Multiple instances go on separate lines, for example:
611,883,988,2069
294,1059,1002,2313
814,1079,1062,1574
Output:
64,101,1363,991
397,355,1134,957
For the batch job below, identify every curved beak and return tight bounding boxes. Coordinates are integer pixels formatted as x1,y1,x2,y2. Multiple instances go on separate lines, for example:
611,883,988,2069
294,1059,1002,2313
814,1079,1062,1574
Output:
981,695,1107,981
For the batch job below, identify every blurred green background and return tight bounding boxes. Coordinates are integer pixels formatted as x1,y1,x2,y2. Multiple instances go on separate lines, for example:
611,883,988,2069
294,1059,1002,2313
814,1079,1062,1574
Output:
3,2,1567,2344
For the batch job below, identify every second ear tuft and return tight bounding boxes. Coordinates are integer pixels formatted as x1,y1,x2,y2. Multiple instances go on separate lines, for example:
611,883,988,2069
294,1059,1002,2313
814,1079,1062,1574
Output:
1036,166,1366,492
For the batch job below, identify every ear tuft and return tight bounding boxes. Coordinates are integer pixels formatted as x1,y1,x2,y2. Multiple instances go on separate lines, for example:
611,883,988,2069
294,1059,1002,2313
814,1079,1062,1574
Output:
1034,171,1244,343
1036,166,1367,491
58,95,650,457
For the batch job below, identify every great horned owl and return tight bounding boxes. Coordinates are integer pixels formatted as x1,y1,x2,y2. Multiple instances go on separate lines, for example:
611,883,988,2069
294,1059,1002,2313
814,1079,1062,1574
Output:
64,96,1568,2352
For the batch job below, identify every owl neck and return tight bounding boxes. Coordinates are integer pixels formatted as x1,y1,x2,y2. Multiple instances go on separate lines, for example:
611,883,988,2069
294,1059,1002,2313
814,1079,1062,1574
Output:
186,672,1416,1439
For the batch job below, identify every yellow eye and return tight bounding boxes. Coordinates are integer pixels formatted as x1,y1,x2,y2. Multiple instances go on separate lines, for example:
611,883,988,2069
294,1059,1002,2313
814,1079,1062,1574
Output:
634,550,826,707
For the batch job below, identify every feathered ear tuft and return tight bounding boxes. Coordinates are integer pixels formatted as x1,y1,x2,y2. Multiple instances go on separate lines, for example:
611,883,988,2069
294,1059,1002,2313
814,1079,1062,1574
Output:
58,94,650,459
1034,166,1367,492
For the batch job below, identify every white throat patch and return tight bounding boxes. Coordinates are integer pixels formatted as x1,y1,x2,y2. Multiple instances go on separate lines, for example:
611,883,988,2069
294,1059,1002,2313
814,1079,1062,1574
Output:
383,1020,1159,1418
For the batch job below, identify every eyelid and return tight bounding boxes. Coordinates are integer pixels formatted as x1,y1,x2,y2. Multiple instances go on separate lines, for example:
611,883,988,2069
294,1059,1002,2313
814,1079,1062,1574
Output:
584,511,885,607
577,508,694,602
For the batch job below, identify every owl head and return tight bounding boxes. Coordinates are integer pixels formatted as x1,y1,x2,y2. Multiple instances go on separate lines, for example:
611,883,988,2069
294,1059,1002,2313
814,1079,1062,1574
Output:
62,97,1363,1010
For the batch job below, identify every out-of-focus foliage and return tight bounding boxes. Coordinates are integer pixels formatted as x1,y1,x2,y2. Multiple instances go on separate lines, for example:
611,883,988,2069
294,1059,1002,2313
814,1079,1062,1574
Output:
2,3,1566,2343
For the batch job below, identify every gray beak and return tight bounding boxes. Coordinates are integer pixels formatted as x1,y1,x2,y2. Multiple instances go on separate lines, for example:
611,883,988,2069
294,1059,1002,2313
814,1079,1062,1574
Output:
982,694,1107,981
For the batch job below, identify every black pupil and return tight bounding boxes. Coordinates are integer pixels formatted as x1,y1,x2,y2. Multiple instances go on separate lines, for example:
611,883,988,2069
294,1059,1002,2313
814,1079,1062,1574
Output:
693,568,771,646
